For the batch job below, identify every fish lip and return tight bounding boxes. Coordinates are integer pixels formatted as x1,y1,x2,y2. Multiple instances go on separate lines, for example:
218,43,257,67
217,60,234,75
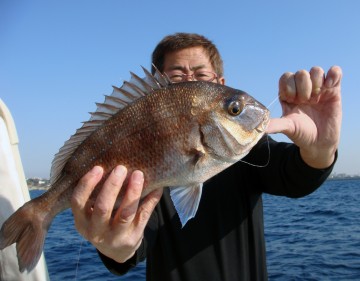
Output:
255,112,270,133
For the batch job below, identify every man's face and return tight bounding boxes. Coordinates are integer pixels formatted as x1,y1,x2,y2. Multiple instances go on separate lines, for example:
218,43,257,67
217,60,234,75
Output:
162,46,225,85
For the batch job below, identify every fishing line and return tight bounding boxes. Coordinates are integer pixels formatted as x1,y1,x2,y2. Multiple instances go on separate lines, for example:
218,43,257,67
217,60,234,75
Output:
74,238,84,281
266,94,280,110
238,134,271,168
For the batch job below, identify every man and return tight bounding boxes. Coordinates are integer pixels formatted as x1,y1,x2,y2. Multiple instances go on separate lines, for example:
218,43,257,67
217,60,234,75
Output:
71,33,342,280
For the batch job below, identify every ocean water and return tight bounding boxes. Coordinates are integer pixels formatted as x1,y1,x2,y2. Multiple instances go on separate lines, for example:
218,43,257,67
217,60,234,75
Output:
30,179,360,280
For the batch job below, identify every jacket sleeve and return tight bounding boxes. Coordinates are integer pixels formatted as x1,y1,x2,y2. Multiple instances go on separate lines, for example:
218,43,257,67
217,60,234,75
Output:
97,241,146,276
243,135,337,198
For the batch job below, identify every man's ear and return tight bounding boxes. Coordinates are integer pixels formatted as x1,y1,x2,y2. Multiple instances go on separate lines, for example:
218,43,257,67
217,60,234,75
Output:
218,77,225,85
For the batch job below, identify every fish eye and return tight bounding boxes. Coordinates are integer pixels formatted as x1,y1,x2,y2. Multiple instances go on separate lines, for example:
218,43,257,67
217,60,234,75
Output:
228,101,243,116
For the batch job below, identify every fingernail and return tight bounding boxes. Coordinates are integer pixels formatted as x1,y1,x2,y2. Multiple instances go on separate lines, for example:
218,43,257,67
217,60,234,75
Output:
90,166,103,175
114,165,127,176
132,170,144,185
325,77,333,88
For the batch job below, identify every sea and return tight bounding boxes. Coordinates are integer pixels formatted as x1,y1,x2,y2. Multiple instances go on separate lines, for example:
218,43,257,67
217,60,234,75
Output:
30,179,360,281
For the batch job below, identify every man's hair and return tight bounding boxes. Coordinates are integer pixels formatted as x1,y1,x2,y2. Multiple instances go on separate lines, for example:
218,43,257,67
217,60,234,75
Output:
151,33,224,77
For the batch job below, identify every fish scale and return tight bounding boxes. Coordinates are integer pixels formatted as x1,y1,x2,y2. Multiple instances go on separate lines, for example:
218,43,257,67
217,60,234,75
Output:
0,66,269,273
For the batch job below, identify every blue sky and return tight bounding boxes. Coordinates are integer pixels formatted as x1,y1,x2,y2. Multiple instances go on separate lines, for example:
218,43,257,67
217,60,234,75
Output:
1,0,359,178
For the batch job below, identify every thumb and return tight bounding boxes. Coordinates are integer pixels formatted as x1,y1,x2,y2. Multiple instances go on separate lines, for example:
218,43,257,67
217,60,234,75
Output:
265,118,293,135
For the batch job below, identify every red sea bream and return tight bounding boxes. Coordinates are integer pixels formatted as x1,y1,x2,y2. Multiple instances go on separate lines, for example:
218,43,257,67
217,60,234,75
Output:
0,67,269,272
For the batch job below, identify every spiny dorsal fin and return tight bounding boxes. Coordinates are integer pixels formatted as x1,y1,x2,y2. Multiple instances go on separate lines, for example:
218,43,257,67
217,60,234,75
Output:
50,65,170,184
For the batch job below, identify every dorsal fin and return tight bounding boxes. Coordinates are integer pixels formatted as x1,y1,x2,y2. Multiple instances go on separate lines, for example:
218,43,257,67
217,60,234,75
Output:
50,66,171,184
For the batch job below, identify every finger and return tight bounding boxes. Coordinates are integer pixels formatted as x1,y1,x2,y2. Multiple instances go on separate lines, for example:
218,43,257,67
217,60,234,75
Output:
91,165,127,232
294,70,311,103
135,188,163,229
71,166,104,215
115,170,145,225
325,65,343,88
71,166,104,229
310,66,325,102
279,72,296,103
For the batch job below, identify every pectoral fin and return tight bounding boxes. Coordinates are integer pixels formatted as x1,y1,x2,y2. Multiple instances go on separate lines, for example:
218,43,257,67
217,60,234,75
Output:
169,184,203,227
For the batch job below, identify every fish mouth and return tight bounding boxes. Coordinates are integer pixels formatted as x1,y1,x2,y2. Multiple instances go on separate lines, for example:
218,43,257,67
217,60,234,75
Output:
255,112,270,133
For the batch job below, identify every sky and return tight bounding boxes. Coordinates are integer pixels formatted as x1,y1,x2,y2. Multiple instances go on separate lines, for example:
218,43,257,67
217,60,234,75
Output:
1,0,359,178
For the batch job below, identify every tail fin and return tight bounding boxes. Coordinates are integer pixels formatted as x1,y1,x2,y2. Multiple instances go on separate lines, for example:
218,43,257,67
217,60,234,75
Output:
0,199,50,272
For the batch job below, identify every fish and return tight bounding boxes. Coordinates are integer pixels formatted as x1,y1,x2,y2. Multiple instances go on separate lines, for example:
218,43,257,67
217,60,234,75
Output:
0,66,269,273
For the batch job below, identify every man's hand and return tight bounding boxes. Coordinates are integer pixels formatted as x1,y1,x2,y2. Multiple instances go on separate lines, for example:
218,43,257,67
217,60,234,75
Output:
266,66,342,169
71,165,163,263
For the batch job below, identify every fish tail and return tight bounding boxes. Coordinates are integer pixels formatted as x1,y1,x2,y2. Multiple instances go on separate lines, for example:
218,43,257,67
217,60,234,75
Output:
0,198,50,272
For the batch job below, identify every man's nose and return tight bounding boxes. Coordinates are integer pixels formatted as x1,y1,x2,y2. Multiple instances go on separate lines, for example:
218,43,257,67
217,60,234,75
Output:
183,74,195,81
